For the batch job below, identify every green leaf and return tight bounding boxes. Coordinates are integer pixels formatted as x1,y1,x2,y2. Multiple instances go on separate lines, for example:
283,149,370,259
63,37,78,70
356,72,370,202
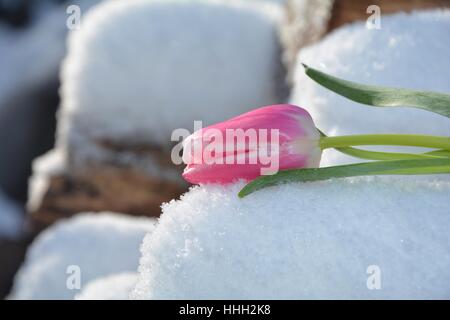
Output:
238,158,450,198
303,64,450,118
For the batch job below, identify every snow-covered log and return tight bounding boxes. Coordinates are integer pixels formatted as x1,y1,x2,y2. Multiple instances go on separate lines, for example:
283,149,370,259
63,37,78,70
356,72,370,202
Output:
57,0,284,164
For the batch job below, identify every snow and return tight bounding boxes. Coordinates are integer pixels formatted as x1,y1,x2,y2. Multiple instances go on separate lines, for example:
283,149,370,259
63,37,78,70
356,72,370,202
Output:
290,10,450,166
57,0,283,166
75,272,138,300
10,212,156,300
27,149,67,213
132,177,450,299
0,189,23,239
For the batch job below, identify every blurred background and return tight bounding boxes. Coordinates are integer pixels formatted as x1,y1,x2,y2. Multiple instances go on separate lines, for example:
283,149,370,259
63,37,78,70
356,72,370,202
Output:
0,0,449,299
0,0,99,204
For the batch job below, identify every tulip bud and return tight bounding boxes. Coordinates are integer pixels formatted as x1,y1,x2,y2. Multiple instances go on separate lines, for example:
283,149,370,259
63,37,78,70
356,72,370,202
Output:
182,104,321,184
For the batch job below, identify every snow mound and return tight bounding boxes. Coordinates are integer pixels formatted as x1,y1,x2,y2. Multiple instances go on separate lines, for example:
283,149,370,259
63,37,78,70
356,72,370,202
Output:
0,189,23,239
132,177,450,299
57,0,283,164
290,10,450,166
75,272,138,300
10,212,156,300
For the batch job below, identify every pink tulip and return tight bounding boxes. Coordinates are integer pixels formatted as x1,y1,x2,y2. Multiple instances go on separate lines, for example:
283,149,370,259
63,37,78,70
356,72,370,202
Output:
182,104,321,184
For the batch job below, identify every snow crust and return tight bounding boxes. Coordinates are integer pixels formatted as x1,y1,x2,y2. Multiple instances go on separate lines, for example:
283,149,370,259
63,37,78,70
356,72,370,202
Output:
132,177,450,299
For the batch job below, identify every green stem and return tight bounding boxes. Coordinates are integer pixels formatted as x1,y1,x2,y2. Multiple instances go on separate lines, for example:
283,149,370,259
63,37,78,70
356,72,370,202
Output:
333,146,442,161
426,149,450,157
319,134,450,151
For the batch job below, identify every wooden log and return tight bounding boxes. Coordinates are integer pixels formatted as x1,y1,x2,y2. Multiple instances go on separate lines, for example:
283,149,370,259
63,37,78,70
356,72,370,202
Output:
281,0,334,83
27,145,187,233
